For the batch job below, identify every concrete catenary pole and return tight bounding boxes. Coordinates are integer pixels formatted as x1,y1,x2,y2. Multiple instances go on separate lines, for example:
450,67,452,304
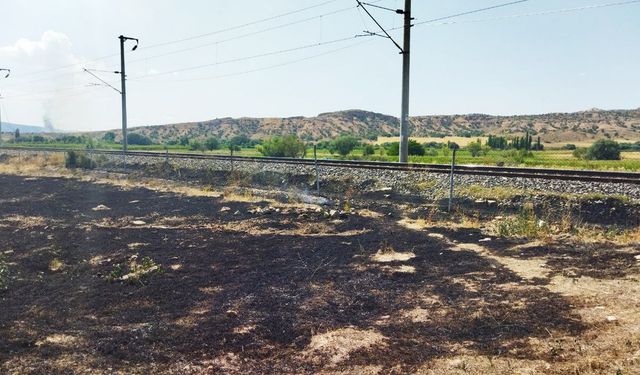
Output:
118,36,138,168
399,0,411,163
119,36,128,156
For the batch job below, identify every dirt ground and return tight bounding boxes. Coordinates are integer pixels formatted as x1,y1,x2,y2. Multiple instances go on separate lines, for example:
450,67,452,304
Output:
1,171,640,374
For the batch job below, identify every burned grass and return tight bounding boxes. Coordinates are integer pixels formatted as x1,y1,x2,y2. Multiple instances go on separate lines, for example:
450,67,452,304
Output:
0,174,639,374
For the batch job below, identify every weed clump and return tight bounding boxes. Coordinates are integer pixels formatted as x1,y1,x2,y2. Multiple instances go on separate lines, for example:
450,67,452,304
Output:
65,151,96,169
496,203,550,238
0,255,8,290
107,255,162,284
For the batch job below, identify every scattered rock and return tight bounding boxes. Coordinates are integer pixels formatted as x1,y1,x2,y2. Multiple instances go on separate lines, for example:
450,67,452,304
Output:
606,316,618,322
131,220,147,226
92,205,110,211
220,207,231,212
479,237,492,243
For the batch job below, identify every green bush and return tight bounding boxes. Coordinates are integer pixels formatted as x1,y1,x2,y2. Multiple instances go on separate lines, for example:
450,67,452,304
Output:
332,136,360,157
258,135,306,158
65,151,96,169
385,140,425,156
586,139,621,160
563,144,577,150
189,140,205,151
102,131,116,143
205,137,220,150
573,148,588,160
363,144,375,156
127,133,153,145
467,139,489,157
506,149,533,163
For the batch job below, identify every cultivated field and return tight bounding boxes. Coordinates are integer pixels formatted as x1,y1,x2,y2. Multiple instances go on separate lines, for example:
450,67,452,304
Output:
1,157,640,374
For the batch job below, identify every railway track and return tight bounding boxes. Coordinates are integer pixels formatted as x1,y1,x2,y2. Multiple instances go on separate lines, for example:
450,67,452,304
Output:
2,146,640,185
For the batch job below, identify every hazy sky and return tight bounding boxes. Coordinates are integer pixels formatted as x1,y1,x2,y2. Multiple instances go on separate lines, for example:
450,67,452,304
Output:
0,0,639,131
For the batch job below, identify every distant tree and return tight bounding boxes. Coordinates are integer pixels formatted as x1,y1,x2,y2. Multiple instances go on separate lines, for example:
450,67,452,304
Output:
573,148,588,160
127,133,153,146
531,136,544,151
189,140,205,152
385,140,425,156
487,135,508,150
586,139,621,160
179,136,190,146
467,139,485,157
229,134,251,148
332,136,360,157
363,144,375,156
448,141,460,151
205,137,220,150
258,135,306,158
14,128,20,140
408,140,425,156
102,131,116,143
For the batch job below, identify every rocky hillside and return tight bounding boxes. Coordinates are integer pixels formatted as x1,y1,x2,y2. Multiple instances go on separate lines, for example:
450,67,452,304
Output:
99,108,640,143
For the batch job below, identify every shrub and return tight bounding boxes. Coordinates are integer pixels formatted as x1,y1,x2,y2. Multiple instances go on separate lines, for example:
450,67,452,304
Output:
332,136,360,157
563,144,577,150
363,144,375,156
573,148,588,160
0,255,8,290
102,131,116,143
258,135,306,158
127,133,153,146
189,140,205,151
65,151,96,169
586,139,621,160
179,136,190,146
506,149,533,163
385,140,425,156
467,139,488,157
205,137,220,150
496,203,550,238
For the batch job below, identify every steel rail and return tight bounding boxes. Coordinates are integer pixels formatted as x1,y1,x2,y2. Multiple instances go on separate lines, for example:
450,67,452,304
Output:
2,146,639,184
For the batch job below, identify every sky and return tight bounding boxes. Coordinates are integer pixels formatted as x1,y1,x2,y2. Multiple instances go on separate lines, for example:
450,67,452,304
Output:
0,0,639,131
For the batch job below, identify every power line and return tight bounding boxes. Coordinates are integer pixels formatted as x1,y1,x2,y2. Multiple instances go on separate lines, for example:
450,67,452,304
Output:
10,0,344,80
140,0,342,50
419,0,640,26
6,0,638,99
126,3,373,65
418,0,529,25
129,35,366,80
133,39,374,83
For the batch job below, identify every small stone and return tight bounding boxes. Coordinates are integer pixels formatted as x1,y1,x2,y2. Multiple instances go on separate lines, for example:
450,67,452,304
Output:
427,233,445,239
329,209,338,218
233,211,240,215
479,237,492,242
131,220,146,226
220,207,231,212
92,205,110,211
226,309,239,318
606,315,618,322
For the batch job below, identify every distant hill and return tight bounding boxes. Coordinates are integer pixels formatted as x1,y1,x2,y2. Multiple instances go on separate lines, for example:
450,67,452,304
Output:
90,108,640,143
0,122,52,134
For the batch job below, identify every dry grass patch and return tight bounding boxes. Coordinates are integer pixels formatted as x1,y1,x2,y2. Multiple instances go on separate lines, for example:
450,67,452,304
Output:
371,242,416,263
303,327,387,366
0,154,66,175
